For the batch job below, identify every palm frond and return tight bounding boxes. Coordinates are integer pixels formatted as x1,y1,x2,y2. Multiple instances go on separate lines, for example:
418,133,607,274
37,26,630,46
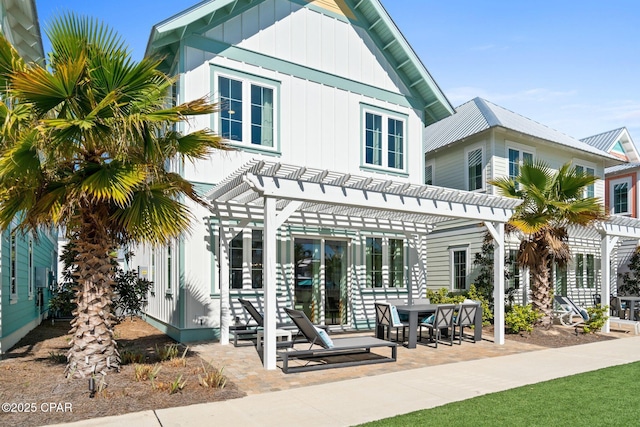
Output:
79,163,147,207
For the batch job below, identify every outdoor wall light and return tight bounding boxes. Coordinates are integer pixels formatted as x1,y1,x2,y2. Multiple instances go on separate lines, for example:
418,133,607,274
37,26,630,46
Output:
88,378,96,398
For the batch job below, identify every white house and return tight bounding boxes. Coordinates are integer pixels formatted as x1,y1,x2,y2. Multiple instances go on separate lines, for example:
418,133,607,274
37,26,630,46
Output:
424,98,640,324
134,0,521,369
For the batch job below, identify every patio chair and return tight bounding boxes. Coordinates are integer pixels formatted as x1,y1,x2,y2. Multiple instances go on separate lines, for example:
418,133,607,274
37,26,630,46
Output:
553,296,589,327
235,298,327,346
453,302,478,344
418,304,456,348
278,307,397,373
374,302,409,343
610,295,629,319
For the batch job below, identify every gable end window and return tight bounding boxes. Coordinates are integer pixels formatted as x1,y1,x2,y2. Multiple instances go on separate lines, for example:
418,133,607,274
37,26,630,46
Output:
362,106,407,173
508,147,534,180
217,73,278,151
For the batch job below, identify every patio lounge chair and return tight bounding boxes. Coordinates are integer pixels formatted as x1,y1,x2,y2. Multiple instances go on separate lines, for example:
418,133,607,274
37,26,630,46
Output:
553,296,589,327
278,307,397,373
234,298,327,346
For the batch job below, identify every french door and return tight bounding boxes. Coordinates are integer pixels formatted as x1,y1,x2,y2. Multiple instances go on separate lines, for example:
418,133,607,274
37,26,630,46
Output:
294,238,348,326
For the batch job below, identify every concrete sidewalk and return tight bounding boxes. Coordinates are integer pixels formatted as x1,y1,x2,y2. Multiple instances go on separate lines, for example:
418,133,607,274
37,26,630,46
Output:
49,336,640,427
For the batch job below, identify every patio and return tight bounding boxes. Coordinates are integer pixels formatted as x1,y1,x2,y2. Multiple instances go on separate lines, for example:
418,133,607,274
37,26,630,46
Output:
189,327,633,395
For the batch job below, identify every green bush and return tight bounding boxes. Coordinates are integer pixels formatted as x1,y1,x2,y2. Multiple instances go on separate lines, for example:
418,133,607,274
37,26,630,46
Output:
505,304,542,334
426,285,492,325
582,304,609,334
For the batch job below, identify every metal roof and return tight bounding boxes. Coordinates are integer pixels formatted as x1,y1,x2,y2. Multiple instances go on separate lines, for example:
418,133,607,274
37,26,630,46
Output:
580,127,626,152
580,127,640,163
1,0,44,64
205,160,521,230
424,97,621,163
146,0,454,125
606,162,640,175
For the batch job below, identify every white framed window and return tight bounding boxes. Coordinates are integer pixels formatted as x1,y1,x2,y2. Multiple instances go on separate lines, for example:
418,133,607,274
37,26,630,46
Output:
507,249,520,289
449,246,469,291
507,144,535,180
365,237,405,288
214,70,279,152
575,162,596,198
166,243,173,293
10,229,16,300
465,145,484,191
230,229,263,290
575,253,595,288
28,236,33,298
425,160,434,185
361,105,407,173
610,176,632,215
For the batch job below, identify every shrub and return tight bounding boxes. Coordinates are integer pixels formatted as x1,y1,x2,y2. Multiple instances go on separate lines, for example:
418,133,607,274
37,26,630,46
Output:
199,362,227,389
505,304,542,334
582,304,609,334
120,349,146,365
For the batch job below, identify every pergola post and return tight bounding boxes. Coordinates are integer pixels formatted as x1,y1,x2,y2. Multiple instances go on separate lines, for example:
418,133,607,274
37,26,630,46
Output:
486,221,505,345
263,196,278,369
218,223,232,345
601,234,618,333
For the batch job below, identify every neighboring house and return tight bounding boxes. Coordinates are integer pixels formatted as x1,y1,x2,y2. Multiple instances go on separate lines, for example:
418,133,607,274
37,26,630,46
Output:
423,97,633,308
0,0,58,354
136,0,522,368
581,127,640,293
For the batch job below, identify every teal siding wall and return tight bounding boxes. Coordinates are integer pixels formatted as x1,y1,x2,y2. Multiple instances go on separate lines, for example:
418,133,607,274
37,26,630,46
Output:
1,228,57,342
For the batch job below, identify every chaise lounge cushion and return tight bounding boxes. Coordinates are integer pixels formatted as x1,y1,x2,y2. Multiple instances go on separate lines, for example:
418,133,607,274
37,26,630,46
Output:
315,326,334,348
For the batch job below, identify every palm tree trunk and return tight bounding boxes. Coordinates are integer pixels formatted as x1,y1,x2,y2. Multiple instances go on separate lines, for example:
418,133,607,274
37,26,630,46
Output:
65,210,119,378
529,254,554,328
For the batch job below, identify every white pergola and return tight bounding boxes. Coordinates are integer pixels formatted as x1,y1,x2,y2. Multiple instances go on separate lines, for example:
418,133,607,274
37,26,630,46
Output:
206,160,522,369
590,216,640,332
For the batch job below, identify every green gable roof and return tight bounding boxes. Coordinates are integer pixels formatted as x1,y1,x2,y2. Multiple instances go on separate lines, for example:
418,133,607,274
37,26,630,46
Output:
146,0,454,125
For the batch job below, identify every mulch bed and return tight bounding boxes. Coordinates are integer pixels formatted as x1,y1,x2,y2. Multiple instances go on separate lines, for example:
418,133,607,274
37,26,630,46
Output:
0,318,244,427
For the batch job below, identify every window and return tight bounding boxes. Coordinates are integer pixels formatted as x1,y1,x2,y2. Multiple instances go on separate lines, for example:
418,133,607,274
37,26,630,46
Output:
586,254,595,288
466,147,483,191
575,253,584,287
218,74,276,149
425,162,433,185
575,165,595,198
166,244,173,291
450,247,468,291
389,239,404,288
576,253,596,288
229,229,264,290
365,237,383,288
610,177,632,215
362,107,407,172
508,147,534,180
28,237,33,297
365,237,405,288
10,231,16,298
507,249,520,289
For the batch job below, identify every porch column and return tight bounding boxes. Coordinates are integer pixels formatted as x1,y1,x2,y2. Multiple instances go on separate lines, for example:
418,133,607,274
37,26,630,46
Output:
219,222,232,345
601,234,618,333
263,196,278,369
486,221,505,345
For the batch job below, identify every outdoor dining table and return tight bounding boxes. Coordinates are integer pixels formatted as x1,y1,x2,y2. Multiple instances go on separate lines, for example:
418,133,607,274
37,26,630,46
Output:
379,302,484,349
618,296,640,321
393,303,438,349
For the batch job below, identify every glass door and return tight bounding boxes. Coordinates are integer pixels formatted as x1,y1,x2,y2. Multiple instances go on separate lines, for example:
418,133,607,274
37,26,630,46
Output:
294,238,348,325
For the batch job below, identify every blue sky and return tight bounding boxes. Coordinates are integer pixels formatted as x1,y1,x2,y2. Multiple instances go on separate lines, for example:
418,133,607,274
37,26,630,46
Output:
35,0,640,143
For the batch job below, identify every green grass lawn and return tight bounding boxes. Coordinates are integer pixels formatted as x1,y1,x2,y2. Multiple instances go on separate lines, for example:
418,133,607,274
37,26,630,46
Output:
357,361,640,426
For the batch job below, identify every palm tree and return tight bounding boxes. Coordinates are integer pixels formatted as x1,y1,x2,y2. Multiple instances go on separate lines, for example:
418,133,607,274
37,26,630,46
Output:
490,160,607,327
0,14,224,378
